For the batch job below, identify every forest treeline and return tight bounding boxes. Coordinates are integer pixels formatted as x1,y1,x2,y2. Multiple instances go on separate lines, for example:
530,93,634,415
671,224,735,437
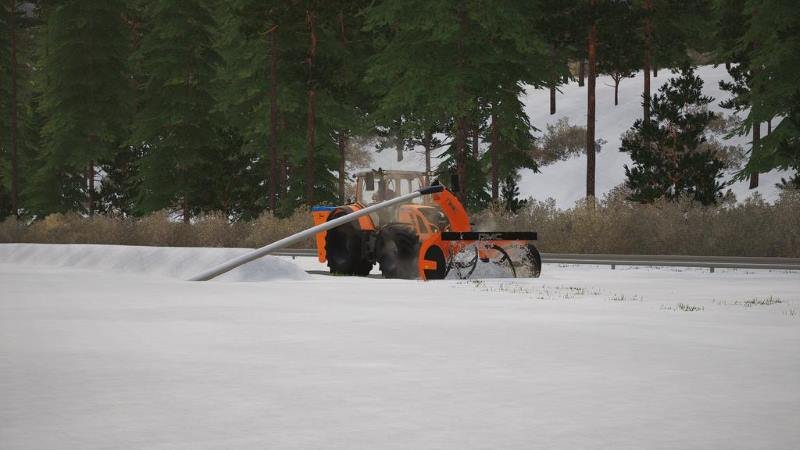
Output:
0,0,798,222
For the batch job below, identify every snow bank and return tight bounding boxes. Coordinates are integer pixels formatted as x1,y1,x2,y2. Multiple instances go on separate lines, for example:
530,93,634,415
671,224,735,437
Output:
0,243,309,282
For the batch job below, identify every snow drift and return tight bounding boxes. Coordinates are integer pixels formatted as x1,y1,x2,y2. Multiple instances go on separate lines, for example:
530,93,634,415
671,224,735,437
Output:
0,243,309,282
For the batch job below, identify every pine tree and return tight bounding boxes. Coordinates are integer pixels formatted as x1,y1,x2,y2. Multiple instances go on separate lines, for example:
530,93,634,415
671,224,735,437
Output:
365,0,546,209
501,175,528,212
132,0,221,222
537,0,579,115
219,1,352,215
1,0,40,218
34,0,131,215
740,0,799,184
0,1,13,217
640,0,712,126
364,0,477,203
621,65,725,205
598,0,642,106
715,0,764,188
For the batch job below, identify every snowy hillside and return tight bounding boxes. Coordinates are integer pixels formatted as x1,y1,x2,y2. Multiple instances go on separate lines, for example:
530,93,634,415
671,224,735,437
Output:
357,65,788,208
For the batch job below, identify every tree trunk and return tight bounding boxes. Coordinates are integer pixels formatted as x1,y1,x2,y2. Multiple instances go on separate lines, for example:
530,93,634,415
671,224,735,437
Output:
586,0,597,200
455,116,467,201
396,136,403,161
578,59,585,87
423,129,432,186
643,0,652,128
268,27,279,211
749,121,760,189
614,78,619,106
86,161,94,215
10,0,19,216
338,132,347,203
305,8,317,204
455,2,468,201
653,66,658,77
549,45,557,114
472,120,479,158
767,118,772,135
336,10,348,203
490,110,499,201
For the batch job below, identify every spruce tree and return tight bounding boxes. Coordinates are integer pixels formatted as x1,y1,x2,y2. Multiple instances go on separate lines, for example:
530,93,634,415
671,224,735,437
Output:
35,0,131,215
0,1,13,217
621,66,725,205
537,0,578,115
715,0,765,188
132,0,221,222
501,175,528,213
364,0,478,202
365,0,547,209
740,0,799,183
598,0,642,106
640,0,713,126
219,1,349,214
1,0,41,218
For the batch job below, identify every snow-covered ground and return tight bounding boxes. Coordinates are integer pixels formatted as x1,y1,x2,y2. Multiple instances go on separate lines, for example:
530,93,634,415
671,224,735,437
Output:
2,244,799,449
358,65,789,208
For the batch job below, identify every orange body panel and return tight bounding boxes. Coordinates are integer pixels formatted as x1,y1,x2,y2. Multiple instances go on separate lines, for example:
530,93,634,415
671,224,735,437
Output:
311,210,330,262
312,203,375,263
430,189,471,232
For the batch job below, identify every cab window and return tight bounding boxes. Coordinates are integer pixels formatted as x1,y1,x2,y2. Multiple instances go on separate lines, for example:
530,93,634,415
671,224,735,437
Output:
415,215,428,234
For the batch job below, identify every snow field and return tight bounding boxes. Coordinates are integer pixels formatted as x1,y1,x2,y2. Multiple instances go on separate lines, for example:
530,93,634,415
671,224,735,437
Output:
1,244,799,449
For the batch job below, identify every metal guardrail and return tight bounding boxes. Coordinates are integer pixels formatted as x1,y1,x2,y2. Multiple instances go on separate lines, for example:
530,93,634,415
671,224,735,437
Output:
272,249,800,272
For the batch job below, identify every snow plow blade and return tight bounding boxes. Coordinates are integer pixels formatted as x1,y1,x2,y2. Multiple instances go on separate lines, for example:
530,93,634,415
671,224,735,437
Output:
440,232,538,241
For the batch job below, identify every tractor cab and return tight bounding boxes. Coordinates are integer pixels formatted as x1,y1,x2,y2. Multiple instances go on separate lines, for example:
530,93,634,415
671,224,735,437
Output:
353,169,445,232
355,169,430,205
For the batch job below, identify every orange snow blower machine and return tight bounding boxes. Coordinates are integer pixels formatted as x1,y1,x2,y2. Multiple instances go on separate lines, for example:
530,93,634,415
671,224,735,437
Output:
311,170,542,280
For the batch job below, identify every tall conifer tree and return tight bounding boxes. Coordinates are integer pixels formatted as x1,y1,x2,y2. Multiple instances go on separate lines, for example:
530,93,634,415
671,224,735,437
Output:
739,0,799,186
35,0,131,214
132,0,221,222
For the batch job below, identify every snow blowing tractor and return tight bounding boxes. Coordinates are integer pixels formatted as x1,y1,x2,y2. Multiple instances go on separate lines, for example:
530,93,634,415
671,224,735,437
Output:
188,169,541,282
310,169,542,280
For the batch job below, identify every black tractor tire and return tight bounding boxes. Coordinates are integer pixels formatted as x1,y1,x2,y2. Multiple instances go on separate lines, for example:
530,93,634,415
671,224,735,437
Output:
376,223,420,279
423,244,449,280
325,208,374,276
526,243,542,278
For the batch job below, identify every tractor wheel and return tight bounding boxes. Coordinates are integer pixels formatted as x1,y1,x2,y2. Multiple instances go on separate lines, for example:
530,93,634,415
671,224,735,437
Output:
526,243,542,278
376,223,420,279
422,245,448,280
325,209,373,276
